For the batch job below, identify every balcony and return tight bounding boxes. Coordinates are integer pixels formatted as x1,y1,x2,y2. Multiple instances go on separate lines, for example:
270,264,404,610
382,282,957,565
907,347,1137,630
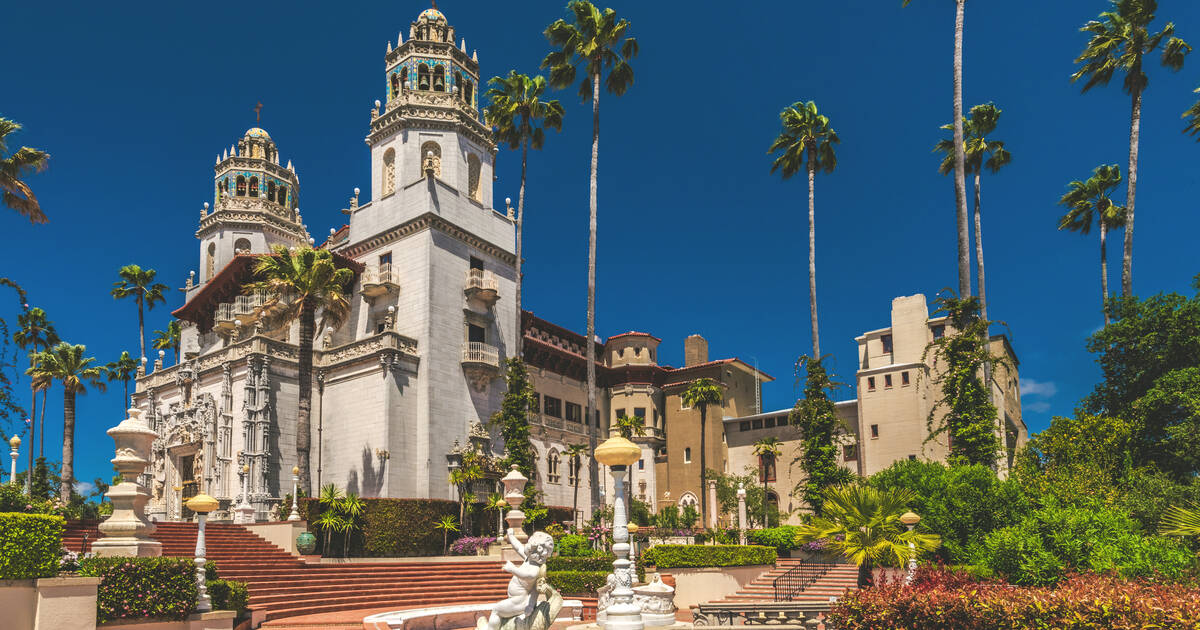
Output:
464,269,499,305
461,341,501,392
233,293,266,324
362,263,400,298
214,303,236,331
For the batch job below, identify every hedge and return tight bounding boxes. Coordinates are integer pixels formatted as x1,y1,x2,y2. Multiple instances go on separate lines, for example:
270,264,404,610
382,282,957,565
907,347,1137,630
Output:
642,544,776,569
208,579,249,618
831,567,1200,630
547,555,644,582
745,527,802,554
80,557,197,623
0,512,64,579
548,570,609,595
300,497,461,557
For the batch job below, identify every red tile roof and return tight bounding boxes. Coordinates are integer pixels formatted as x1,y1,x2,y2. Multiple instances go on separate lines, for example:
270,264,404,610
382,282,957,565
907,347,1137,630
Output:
607,331,662,343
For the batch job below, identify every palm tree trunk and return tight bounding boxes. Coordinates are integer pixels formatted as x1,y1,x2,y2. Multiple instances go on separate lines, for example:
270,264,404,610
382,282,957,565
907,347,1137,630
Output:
38,388,48,457
61,389,75,503
858,559,874,589
807,158,820,357
1100,220,1110,325
297,301,316,495
1123,84,1142,298
699,405,707,526
762,476,768,527
137,294,146,360
974,172,986,321
586,70,599,458
516,137,529,358
123,378,130,414
27,348,37,494
572,472,580,530
952,0,971,299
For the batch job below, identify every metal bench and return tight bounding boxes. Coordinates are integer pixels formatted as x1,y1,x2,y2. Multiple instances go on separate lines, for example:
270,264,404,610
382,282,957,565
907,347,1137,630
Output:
691,601,833,627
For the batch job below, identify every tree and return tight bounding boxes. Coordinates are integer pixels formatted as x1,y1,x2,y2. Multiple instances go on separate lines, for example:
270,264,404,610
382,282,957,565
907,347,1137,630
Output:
1184,86,1200,138
542,2,638,464
903,0,971,299
922,293,1003,468
484,71,564,356
795,485,941,588
706,467,780,529
490,358,538,479
104,351,138,414
435,515,459,556
27,342,105,502
1056,164,1126,324
614,414,645,515
768,101,839,356
152,320,182,365
752,436,781,527
339,492,365,558
682,378,723,526
1072,0,1191,297
110,264,168,361
789,356,852,515
935,103,1012,320
248,246,354,495
563,443,587,529
0,118,50,224
14,307,58,463
449,454,483,531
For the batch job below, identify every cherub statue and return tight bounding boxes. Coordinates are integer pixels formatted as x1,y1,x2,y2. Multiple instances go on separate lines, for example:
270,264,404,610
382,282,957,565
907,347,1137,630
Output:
477,529,563,630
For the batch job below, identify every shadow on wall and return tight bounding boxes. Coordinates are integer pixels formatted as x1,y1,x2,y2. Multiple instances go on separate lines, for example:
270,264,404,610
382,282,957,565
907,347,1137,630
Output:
347,445,387,497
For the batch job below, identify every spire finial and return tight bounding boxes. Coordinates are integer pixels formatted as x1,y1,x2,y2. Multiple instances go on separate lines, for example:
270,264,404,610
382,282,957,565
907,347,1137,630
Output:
431,0,437,9
253,101,263,123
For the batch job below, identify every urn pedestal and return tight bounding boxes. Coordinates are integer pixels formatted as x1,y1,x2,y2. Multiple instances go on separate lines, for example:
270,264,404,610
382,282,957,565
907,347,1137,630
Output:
93,408,162,557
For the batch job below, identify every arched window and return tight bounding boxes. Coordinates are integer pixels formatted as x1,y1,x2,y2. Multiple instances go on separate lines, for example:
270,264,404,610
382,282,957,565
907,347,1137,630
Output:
678,492,698,508
467,154,481,202
454,71,462,99
390,73,400,98
432,65,445,92
567,453,582,486
382,148,396,197
267,181,276,202
277,186,288,208
206,242,216,280
234,238,251,254
417,64,430,90
464,80,473,105
249,177,259,197
420,141,442,178
684,447,692,464
235,176,246,197
547,450,561,484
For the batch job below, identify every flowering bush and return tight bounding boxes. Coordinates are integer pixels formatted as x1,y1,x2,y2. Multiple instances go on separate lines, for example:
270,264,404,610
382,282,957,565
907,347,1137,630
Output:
831,567,1200,630
59,547,80,572
449,536,497,556
80,556,197,623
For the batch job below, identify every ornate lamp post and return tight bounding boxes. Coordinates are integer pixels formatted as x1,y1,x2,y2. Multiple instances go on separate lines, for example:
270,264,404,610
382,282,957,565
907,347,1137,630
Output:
234,463,254,524
8,435,19,485
500,465,528,559
594,435,644,630
186,492,218,612
900,510,921,584
288,465,301,521
172,485,183,521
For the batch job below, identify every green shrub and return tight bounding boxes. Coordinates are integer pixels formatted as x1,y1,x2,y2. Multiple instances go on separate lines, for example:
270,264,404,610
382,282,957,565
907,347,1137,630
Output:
207,579,249,617
0,512,64,579
642,544,776,569
80,556,197,623
301,497,460,557
547,570,609,595
555,534,594,558
746,526,802,554
547,555,644,581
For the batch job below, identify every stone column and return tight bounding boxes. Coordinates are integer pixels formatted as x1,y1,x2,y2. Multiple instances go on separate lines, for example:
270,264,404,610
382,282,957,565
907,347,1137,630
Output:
736,483,747,546
93,408,162,557
706,480,718,529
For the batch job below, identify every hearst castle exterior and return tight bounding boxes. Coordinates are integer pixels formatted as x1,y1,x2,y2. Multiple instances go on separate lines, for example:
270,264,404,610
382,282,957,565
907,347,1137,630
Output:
134,6,1025,525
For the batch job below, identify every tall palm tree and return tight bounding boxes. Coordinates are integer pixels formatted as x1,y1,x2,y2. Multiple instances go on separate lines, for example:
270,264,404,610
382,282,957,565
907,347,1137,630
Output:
1056,165,1126,324
111,265,168,361
795,485,941,588
903,0,971,299
752,437,782,527
935,103,1011,321
1072,0,1191,297
152,320,182,365
105,351,138,413
13,307,58,462
484,71,565,355
1184,86,1200,138
681,378,723,527
0,117,50,224
27,342,106,502
768,101,839,356
563,443,587,529
248,246,354,494
542,2,638,462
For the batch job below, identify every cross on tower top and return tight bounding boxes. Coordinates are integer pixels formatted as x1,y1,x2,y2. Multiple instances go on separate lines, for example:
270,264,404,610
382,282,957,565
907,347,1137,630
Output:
253,102,263,123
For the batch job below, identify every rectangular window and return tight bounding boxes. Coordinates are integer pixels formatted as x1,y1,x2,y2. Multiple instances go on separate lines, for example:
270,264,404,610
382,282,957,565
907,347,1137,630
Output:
684,447,692,464
843,445,858,461
765,417,776,429
634,407,646,420
752,418,763,430
467,324,485,343
881,334,893,354
739,421,750,432
379,252,392,266
870,424,879,438
884,374,893,388
469,256,484,270
902,371,910,386
867,377,876,391
566,402,582,423
759,454,776,483
932,325,945,339
544,396,562,418
638,459,644,470
908,454,917,461
616,408,626,420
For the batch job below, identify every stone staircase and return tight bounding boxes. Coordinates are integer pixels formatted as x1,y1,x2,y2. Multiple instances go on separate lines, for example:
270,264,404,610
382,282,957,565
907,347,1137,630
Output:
710,559,860,604
63,521,512,627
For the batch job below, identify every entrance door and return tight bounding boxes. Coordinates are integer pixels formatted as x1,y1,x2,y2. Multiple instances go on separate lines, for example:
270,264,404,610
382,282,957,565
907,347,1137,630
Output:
180,454,197,519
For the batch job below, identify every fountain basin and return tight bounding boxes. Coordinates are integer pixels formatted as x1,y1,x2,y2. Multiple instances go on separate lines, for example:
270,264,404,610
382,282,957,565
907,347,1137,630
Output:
363,600,584,630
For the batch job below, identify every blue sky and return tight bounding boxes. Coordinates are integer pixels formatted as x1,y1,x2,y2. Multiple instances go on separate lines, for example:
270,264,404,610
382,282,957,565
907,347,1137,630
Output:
4,1,1200,491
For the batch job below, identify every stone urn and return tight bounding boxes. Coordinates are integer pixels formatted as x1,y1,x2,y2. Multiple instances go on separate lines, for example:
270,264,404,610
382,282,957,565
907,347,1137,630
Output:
633,574,677,627
93,408,162,557
296,531,317,555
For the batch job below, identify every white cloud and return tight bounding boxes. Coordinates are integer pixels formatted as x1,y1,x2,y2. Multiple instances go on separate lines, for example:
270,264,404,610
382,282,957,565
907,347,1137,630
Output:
1026,401,1051,413
1020,378,1057,398
74,481,96,495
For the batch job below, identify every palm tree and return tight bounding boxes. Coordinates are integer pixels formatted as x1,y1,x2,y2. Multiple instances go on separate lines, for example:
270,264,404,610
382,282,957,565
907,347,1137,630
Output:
13,307,58,461
903,0,971,299
152,320,182,365
1072,0,1191,297
935,103,1011,321
0,117,50,224
435,515,460,555
542,1,638,457
248,246,354,495
1184,87,1200,138
563,443,587,529
768,100,839,356
1056,165,1126,324
795,485,941,588
449,463,483,529
1160,504,1200,537
315,483,345,555
681,378,723,527
484,71,564,355
27,342,106,502
111,265,168,361
340,492,365,558
105,351,138,413
753,437,782,528
615,415,646,516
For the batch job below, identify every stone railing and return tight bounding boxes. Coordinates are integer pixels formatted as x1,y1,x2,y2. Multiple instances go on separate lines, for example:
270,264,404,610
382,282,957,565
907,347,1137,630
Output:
320,331,418,368
465,268,498,292
461,341,500,368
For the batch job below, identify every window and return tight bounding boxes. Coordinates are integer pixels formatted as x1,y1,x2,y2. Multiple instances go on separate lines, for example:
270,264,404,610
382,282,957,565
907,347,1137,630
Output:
391,73,400,98
547,451,560,484
752,418,763,430
420,141,441,178
544,396,562,418
870,424,879,438
463,80,473,104
432,65,445,91
267,180,276,202
884,374,893,388
418,64,431,90
881,334,893,354
678,492,698,509
454,71,463,99
235,176,246,197
615,408,625,420
634,407,646,420
765,417,776,429
758,453,776,483
467,323,485,343
638,459,644,470
867,377,876,391
683,447,692,464
379,252,392,267
206,242,216,280
739,421,750,432
234,238,251,254
908,454,917,461
567,455,581,485
249,177,259,197
278,186,288,208
382,148,396,197
469,256,483,270
902,371,910,386
843,444,858,461
932,325,945,339
566,402,582,423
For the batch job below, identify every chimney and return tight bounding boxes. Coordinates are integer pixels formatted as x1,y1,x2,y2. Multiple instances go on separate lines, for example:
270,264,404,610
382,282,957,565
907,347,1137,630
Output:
684,334,708,367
